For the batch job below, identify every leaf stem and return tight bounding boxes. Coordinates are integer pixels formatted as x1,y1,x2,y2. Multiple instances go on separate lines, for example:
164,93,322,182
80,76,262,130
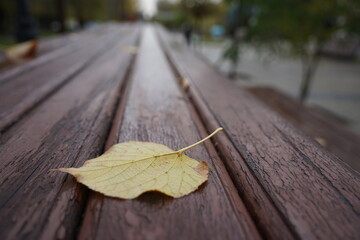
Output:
177,128,223,154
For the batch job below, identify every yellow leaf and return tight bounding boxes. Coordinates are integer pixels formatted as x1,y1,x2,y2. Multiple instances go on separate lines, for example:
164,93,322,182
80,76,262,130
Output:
58,128,223,199
178,77,190,92
315,137,327,147
5,40,38,63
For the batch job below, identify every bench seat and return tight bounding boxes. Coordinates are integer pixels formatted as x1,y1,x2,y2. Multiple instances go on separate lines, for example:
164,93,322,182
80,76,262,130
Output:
0,24,359,240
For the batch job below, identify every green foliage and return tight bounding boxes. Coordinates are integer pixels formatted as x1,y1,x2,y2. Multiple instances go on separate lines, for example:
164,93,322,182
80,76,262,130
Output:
153,0,186,29
69,0,107,25
0,1,16,32
339,0,360,34
154,0,226,32
31,0,61,29
180,0,218,20
223,40,240,63
223,0,359,56
233,0,359,57
251,3,310,48
222,0,359,99
67,0,137,23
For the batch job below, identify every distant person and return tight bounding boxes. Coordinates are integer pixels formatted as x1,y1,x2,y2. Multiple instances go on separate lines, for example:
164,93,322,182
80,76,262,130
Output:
183,23,193,45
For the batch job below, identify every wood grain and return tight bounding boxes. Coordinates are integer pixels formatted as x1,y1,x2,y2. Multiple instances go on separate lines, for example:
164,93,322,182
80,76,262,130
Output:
247,86,360,172
157,26,360,240
0,24,119,84
0,25,130,133
78,26,260,240
0,25,140,240
0,28,82,74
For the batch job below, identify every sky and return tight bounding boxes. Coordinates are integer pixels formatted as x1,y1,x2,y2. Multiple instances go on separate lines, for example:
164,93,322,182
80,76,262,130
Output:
139,0,158,17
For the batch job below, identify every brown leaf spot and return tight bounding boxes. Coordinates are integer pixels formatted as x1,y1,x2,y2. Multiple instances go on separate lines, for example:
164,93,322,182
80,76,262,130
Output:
195,161,209,177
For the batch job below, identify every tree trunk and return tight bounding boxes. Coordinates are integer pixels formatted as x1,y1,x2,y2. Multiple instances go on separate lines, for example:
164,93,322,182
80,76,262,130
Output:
15,0,36,42
108,0,116,20
228,61,238,79
119,0,126,21
56,0,66,33
78,18,85,29
73,6,84,29
299,55,319,102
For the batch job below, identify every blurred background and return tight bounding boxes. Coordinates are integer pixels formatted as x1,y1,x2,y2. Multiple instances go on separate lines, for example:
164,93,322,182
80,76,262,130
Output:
0,0,359,132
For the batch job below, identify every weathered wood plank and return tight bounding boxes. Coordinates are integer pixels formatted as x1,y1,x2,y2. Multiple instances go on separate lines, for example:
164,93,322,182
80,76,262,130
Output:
0,25,131,133
0,24,118,84
0,29,81,74
0,25,140,240
36,30,85,56
157,27,295,240
78,26,260,240
247,86,360,172
158,26,360,240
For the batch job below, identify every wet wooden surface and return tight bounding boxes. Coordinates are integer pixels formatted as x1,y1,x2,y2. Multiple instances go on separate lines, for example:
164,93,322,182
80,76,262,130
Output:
246,86,360,172
0,24,140,240
157,26,360,240
78,26,260,240
0,25,130,133
0,24,359,240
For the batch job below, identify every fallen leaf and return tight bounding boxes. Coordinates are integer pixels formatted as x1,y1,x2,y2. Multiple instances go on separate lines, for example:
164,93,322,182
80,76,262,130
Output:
315,137,327,147
5,40,38,63
58,128,223,199
178,77,190,92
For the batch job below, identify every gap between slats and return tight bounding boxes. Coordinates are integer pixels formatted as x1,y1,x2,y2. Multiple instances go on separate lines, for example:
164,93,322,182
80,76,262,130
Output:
155,25,298,240
0,27,130,134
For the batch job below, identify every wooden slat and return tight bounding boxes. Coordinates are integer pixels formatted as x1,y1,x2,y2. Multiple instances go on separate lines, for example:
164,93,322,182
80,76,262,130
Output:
247,86,360,172
0,24,118,84
36,30,85,56
158,26,360,240
0,25,130,133
157,27,294,240
0,28,81,74
78,26,260,240
0,25,139,240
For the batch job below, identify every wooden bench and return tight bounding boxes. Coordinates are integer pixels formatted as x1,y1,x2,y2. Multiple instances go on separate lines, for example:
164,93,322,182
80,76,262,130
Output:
157,25,360,240
0,24,140,239
0,24,131,133
0,24,359,240
246,86,360,172
0,25,109,74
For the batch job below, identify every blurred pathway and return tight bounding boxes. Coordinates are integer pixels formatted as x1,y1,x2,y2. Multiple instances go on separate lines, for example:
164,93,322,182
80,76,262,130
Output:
196,41,360,133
